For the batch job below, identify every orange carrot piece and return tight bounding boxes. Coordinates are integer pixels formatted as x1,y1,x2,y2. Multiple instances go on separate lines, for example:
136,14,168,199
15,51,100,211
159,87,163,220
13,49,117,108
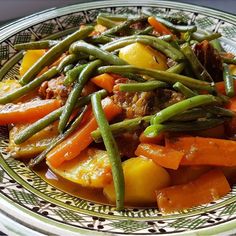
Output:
0,99,61,125
216,80,236,95
156,169,231,213
225,96,236,112
135,143,184,170
166,136,236,166
46,97,122,168
148,16,173,35
192,124,225,138
91,73,115,93
139,131,164,144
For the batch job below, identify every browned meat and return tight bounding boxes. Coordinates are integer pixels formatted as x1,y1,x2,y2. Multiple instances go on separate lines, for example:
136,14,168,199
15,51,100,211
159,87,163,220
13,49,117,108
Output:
38,76,71,102
194,40,223,82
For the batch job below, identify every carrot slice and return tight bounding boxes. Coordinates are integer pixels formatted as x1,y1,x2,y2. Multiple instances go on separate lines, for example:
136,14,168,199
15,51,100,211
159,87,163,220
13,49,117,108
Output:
46,97,122,168
91,73,115,93
166,136,236,166
148,16,173,35
135,143,184,170
225,96,236,112
216,80,236,95
0,99,61,125
139,131,164,145
156,169,231,213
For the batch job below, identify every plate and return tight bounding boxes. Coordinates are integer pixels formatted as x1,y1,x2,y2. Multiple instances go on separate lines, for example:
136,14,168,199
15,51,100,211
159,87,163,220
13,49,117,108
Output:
0,1,236,235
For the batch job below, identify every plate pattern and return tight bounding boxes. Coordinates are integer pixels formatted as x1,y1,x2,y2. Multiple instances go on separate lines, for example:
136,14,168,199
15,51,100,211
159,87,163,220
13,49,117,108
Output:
0,2,236,235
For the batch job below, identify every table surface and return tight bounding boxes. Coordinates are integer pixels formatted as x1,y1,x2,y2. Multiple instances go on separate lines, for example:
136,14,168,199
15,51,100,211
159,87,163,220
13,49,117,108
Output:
0,0,235,26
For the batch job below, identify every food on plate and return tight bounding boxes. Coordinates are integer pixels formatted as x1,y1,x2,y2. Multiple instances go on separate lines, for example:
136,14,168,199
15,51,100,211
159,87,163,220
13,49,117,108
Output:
0,13,236,213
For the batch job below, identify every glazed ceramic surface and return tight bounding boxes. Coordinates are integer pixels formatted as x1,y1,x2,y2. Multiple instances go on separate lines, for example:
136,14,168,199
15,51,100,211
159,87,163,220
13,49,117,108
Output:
0,1,236,235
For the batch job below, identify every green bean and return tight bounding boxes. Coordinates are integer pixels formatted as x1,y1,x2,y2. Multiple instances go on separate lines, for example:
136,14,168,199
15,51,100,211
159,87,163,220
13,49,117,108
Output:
222,57,236,65
144,118,224,137
170,108,211,121
97,15,118,28
56,54,79,72
135,26,153,35
119,81,168,92
102,35,184,62
97,13,128,22
151,95,217,124
181,43,213,82
97,65,215,91
223,63,235,97
192,32,221,42
69,41,127,65
14,40,59,50
173,82,198,98
120,73,146,82
91,116,152,143
28,106,88,168
154,16,197,33
102,16,147,36
91,92,124,210
166,63,185,74
19,26,94,85
211,39,224,52
64,64,87,86
87,35,113,44
59,60,102,133
0,66,58,104
63,64,74,74
14,89,107,144
206,106,235,117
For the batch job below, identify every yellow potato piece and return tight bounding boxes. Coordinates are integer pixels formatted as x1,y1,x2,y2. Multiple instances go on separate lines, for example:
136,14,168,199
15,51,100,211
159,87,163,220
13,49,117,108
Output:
8,123,58,158
47,148,112,188
20,49,46,77
119,42,168,70
104,156,171,205
0,80,21,98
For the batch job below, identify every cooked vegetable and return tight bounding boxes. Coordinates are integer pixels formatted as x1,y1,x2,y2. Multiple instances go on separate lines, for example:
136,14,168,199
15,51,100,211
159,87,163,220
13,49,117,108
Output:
91,92,124,210
47,148,112,188
166,136,236,166
14,40,58,50
56,54,79,73
64,64,87,86
173,82,197,98
156,169,230,213
148,16,173,35
226,96,236,113
20,26,93,84
69,41,127,65
9,123,58,158
29,106,88,168
46,97,122,168
59,60,102,133
91,73,115,93
150,95,217,125
98,65,214,91
104,157,170,204
0,99,61,125
19,49,46,77
0,67,58,104
139,131,164,144
223,63,235,97
119,42,168,70
181,43,213,82
135,143,184,170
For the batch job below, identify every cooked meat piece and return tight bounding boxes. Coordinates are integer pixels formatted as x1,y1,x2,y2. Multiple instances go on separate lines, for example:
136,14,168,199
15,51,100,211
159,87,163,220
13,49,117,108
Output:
38,76,71,102
194,40,223,82
112,89,158,119
116,131,141,158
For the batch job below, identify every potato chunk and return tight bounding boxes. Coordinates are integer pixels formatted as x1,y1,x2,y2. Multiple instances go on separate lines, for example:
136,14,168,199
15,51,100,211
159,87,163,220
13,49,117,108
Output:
104,156,171,205
119,42,168,70
47,148,112,188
